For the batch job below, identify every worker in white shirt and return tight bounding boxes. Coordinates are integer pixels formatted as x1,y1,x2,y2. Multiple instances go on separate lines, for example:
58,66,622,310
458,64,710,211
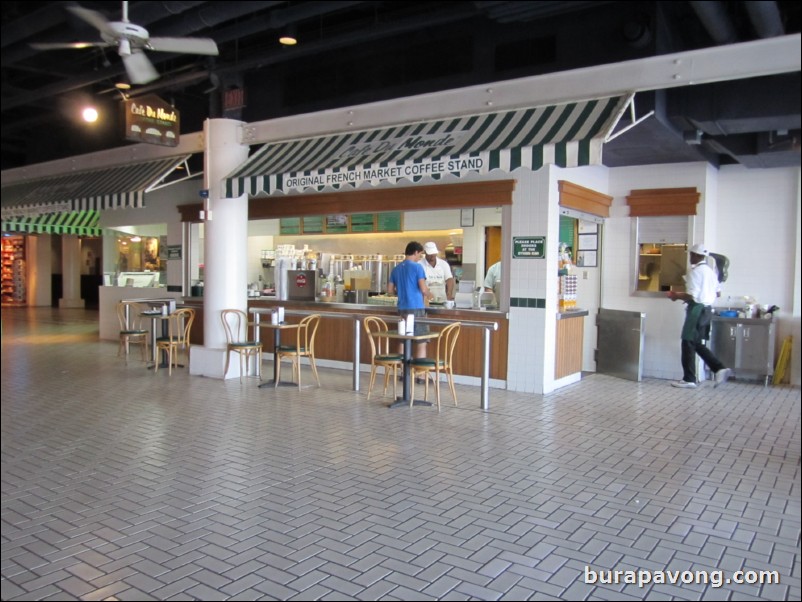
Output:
666,243,730,389
418,242,455,302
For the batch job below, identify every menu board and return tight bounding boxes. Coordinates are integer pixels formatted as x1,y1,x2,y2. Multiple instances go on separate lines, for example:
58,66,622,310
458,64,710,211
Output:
280,212,402,235
350,213,375,233
302,216,324,234
377,212,402,232
325,214,349,234
279,217,301,235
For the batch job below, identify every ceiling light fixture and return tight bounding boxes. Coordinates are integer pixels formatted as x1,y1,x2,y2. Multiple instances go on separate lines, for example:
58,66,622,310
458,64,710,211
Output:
82,106,99,123
279,25,297,46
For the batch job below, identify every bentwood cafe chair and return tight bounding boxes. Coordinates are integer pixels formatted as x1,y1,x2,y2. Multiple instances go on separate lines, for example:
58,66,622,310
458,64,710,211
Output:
155,308,195,375
410,321,462,411
116,301,150,364
221,309,262,383
276,314,321,389
363,316,404,400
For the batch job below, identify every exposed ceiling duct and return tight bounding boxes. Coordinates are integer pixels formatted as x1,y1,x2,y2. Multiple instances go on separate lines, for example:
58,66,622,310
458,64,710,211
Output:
1,1,799,170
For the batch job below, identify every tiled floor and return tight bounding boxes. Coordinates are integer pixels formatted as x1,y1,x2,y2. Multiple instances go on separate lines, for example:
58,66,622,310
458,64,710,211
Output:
2,307,800,601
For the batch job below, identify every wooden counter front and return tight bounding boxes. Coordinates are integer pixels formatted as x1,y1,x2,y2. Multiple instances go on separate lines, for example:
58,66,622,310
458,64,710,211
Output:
555,311,586,378
248,299,508,380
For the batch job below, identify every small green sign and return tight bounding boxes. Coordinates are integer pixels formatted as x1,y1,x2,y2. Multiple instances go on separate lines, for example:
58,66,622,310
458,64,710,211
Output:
350,213,375,233
513,236,546,258
377,212,402,232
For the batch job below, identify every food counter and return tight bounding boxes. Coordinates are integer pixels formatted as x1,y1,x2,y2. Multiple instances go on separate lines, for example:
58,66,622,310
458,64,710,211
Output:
246,298,509,380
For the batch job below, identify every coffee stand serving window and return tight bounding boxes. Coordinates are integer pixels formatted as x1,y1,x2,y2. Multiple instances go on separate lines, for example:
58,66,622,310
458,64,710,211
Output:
627,188,699,296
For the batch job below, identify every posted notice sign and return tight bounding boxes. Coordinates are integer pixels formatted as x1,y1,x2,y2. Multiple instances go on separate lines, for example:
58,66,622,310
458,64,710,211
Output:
513,236,546,258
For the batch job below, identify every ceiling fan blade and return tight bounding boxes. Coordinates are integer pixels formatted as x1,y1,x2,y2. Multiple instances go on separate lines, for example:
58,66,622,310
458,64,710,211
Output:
31,41,110,50
122,50,159,84
66,6,117,38
147,37,219,56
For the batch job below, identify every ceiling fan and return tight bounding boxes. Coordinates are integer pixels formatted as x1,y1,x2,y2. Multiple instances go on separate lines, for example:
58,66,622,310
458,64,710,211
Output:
31,1,219,85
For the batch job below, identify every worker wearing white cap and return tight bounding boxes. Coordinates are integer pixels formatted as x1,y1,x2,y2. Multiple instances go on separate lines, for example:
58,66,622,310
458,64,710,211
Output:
666,243,730,389
418,242,455,302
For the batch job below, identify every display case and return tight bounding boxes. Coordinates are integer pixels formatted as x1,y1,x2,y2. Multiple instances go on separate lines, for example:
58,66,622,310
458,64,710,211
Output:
2,236,26,304
117,271,159,287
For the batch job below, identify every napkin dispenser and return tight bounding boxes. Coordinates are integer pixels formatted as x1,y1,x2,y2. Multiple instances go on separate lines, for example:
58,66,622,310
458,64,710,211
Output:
454,291,474,309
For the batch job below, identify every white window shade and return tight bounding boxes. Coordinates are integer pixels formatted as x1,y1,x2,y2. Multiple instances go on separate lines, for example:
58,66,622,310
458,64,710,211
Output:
637,216,689,244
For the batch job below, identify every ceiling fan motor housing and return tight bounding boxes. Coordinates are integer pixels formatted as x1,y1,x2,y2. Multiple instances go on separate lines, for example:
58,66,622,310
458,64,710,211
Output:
102,21,149,50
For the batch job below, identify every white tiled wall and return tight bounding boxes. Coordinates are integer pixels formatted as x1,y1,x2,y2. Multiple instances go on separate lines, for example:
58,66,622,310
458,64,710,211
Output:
603,162,801,382
504,168,552,394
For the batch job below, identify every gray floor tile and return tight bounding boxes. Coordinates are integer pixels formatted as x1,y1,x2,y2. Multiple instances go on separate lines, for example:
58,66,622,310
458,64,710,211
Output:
1,307,799,601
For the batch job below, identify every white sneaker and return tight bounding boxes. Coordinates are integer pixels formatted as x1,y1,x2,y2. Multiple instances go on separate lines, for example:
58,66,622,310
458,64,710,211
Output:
671,380,697,389
714,368,731,388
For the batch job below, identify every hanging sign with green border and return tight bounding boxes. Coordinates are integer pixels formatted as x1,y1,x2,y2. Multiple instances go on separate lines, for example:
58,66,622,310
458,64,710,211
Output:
513,236,546,258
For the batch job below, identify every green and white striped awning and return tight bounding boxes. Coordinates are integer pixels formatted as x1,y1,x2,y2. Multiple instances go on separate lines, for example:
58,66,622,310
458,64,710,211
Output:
2,210,102,236
225,95,630,197
1,155,190,220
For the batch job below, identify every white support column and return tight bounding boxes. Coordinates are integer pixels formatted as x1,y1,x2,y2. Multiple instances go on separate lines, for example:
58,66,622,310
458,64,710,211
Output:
189,118,250,379
59,235,85,309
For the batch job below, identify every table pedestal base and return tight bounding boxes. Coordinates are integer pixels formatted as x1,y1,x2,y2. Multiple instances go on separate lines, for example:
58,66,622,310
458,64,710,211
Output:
388,398,433,408
258,379,296,388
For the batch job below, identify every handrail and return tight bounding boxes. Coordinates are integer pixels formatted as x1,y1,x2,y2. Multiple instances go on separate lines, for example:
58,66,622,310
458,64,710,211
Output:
250,307,498,410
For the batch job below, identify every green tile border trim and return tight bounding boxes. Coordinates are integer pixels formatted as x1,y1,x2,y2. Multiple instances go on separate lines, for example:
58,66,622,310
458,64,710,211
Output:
510,297,546,308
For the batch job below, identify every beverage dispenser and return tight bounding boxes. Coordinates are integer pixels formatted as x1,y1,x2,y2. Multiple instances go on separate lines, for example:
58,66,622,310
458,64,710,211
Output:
363,254,384,293
382,254,405,293
330,254,354,281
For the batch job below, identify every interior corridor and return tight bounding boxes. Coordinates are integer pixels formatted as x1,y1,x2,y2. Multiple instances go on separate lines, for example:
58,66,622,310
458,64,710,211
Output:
1,307,799,601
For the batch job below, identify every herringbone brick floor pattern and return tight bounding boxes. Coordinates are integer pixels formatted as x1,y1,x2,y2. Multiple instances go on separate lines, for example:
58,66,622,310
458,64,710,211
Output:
1,307,799,601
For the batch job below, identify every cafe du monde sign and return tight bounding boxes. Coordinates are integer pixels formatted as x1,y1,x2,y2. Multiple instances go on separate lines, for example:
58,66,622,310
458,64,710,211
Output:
123,95,180,147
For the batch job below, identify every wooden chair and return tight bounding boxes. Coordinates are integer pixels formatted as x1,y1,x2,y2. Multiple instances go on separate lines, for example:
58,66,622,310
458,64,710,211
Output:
276,314,321,389
155,308,195,375
221,309,262,383
116,301,150,364
410,321,461,410
363,316,404,400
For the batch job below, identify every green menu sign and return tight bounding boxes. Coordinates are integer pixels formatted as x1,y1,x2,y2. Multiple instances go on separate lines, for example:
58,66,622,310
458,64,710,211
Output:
513,236,546,258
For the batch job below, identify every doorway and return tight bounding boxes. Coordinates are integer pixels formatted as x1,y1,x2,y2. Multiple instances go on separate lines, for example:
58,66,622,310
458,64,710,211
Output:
485,226,502,273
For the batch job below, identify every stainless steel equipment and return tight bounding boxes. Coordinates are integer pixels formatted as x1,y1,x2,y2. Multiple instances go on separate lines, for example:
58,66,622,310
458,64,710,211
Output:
710,315,775,385
381,254,405,293
287,270,317,301
363,254,384,293
330,254,354,281
595,308,645,381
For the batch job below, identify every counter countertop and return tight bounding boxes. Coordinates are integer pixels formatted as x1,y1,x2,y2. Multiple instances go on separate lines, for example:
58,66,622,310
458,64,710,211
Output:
712,314,773,324
557,309,589,319
247,297,507,316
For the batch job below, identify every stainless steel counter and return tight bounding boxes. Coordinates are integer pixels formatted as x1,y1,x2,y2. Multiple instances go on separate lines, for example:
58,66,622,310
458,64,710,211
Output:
248,297,506,316
557,309,589,319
